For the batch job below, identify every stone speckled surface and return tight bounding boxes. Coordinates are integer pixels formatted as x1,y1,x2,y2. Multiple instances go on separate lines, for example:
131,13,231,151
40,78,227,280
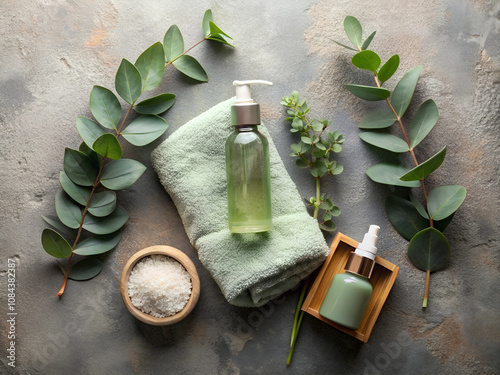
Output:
1,1,499,374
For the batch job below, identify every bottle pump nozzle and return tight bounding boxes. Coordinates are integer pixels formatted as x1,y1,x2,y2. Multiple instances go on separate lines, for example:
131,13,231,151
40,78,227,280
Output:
231,80,272,126
355,225,380,260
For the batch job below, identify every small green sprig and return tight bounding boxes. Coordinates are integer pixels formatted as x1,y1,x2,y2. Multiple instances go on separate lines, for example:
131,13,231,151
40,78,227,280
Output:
41,10,233,297
281,92,344,231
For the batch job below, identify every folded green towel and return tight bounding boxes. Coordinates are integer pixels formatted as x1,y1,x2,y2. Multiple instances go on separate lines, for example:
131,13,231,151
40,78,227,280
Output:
151,97,329,307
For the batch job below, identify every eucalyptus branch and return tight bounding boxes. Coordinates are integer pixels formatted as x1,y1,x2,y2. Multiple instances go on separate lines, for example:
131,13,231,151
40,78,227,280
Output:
336,15,466,307
42,9,233,297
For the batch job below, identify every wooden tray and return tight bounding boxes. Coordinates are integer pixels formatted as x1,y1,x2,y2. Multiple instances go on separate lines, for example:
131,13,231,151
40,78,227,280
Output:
301,232,399,342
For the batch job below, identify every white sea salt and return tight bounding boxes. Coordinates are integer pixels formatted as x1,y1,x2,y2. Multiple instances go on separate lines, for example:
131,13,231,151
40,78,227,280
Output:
128,255,192,318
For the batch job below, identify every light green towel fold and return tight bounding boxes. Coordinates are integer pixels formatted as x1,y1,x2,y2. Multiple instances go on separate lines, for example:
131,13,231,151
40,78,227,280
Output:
151,98,329,307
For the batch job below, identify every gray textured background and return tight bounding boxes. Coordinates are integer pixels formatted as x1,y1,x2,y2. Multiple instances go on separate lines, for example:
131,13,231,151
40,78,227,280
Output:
1,0,499,374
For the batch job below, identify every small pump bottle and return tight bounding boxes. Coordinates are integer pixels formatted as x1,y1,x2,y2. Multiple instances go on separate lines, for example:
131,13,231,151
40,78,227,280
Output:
226,80,273,233
319,225,380,330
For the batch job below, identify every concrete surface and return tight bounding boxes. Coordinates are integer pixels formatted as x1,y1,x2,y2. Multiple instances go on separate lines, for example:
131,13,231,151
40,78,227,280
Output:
1,0,499,374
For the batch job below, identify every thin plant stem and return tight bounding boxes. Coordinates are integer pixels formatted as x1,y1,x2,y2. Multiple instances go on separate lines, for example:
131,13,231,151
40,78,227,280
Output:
423,270,431,308
165,37,207,68
287,278,311,365
313,178,320,220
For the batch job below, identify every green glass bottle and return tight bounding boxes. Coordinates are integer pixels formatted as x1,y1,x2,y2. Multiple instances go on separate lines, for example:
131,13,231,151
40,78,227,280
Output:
226,80,273,233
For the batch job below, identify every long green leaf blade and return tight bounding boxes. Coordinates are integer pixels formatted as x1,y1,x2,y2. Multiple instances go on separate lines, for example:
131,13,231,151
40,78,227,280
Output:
400,146,446,181
135,42,165,91
68,258,104,281
359,132,409,153
89,86,122,130
427,185,467,221
408,227,450,272
115,58,142,105
202,9,213,37
378,55,400,84
87,191,117,217
42,215,76,237
344,16,362,47
352,50,381,73
386,195,429,240
345,84,390,101
409,194,429,219
409,99,439,148
41,228,72,258
73,231,122,256
133,93,176,115
83,206,129,235
59,171,90,205
358,109,396,129
366,163,421,187
100,159,147,190
55,190,81,229
76,116,106,150
163,25,184,62
92,133,122,160
361,31,376,50
121,114,169,146
390,66,422,118
173,55,208,82
63,148,98,187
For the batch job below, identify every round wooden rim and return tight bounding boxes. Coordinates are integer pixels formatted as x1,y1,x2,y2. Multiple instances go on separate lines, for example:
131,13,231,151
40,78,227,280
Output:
120,245,201,326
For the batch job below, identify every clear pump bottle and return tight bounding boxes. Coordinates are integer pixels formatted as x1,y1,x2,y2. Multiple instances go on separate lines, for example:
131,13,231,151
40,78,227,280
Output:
319,225,380,330
226,80,273,233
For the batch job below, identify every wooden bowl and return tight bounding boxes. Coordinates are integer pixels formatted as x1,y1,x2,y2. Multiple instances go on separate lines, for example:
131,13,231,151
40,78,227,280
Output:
120,245,201,326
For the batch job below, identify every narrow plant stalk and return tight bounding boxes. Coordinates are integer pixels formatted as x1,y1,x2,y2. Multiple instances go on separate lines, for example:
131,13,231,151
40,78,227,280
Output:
423,270,431,308
287,278,310,365
313,178,320,220
165,37,207,68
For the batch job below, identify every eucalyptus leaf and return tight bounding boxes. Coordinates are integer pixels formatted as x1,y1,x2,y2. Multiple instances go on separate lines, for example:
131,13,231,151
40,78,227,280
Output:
92,133,122,160
87,191,117,217
310,160,328,178
345,84,390,101
163,25,184,62
172,55,208,82
121,114,169,146
55,190,81,229
409,194,429,219
73,231,121,256
331,164,344,175
76,116,105,150
391,65,422,118
100,159,147,190
296,158,309,168
68,258,104,281
407,227,450,272
202,9,213,37
135,42,165,91
366,163,421,187
115,59,142,105
358,109,396,129
59,171,90,205
386,195,429,240
208,21,234,46
133,93,176,115
352,50,381,73
42,215,76,238
41,228,72,259
361,31,376,50
320,220,337,232
378,54,400,84
400,146,446,181
89,86,122,130
427,185,467,221
344,16,362,47
359,132,409,153
409,99,439,148
79,142,103,168
83,206,129,235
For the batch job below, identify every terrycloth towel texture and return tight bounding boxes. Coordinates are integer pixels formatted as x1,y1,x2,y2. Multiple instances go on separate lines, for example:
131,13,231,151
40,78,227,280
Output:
151,98,330,307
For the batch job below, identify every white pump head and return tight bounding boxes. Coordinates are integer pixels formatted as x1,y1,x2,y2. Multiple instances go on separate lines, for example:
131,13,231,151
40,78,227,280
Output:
354,225,380,260
233,80,273,104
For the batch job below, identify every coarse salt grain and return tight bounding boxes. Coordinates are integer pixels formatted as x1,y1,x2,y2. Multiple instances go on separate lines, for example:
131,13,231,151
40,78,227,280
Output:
128,255,192,318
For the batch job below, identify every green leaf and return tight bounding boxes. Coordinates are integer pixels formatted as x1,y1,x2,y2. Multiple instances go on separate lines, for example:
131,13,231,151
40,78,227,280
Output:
83,206,129,235
88,191,117,217
352,50,381,73
434,213,455,233
386,195,429,240
390,65,422,118
408,227,450,272
310,160,328,178
409,99,439,148
202,9,213,37
330,206,341,216
333,40,358,51
163,25,184,62
76,116,106,149
121,114,169,146
427,185,467,221
320,220,337,232
68,258,104,281
115,58,142,105
59,171,90,205
42,215,76,237
345,84,390,101
358,109,396,129
92,133,122,160
344,16,362,47
172,55,208,82
366,163,421,187
207,21,234,46
359,132,409,153
73,231,122,256
41,228,72,258
378,55,400,84
312,121,324,132
89,86,122,130
79,142,103,168
134,93,176,115
301,136,312,144
331,164,344,175
409,194,429,219
400,146,447,181
296,158,309,168
361,31,376,50
100,159,147,190
135,42,165,91
55,190,81,229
